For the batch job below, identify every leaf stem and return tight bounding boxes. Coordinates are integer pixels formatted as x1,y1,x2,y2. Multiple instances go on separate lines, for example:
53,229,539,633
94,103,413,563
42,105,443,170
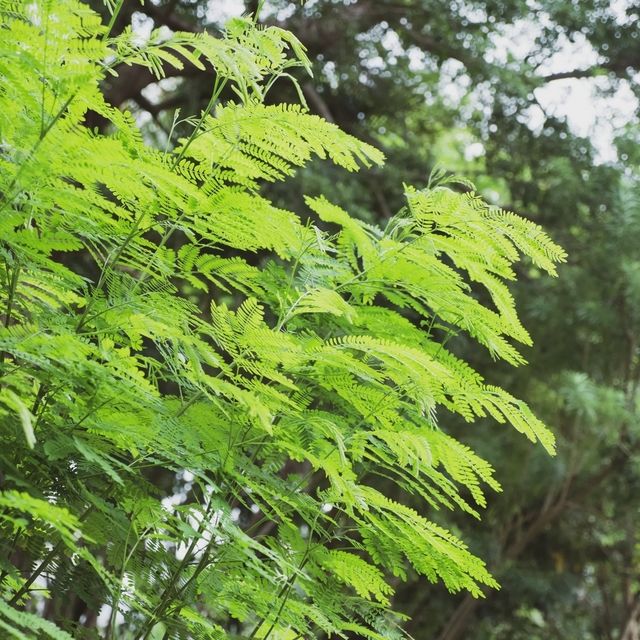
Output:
103,0,125,40
3,261,20,330
171,76,228,170
8,503,96,605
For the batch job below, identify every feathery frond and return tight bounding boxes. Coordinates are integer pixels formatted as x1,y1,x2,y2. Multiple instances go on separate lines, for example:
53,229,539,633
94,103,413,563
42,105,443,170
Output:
0,1,563,637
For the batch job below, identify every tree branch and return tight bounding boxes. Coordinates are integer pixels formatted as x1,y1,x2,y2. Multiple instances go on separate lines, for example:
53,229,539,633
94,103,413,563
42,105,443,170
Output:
541,68,598,82
301,82,335,123
133,91,184,119
618,592,640,640
434,446,633,640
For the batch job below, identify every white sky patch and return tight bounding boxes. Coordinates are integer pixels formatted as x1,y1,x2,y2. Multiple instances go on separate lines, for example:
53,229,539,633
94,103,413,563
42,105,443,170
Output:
323,60,340,88
258,1,298,21
439,59,471,106
464,141,484,161
407,46,427,72
610,0,634,23
221,0,298,21
362,55,385,72
140,77,182,104
206,0,245,24
96,605,125,632
488,14,638,163
488,17,546,65
131,11,154,40
535,77,638,162
380,27,404,57
536,80,637,164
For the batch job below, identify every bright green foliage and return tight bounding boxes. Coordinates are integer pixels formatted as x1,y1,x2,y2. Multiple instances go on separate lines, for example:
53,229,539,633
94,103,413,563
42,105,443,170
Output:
0,1,565,637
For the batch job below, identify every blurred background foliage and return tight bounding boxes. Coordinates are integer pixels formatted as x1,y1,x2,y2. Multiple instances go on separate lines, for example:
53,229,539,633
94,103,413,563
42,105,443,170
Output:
85,0,640,637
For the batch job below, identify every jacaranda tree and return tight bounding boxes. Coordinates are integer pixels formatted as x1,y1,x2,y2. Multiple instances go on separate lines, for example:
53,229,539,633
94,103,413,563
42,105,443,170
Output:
0,1,565,637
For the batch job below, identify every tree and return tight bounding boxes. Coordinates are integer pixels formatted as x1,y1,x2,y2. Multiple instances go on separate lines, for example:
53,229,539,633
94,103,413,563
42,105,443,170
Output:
89,1,640,637
0,1,565,638
199,2,640,637
175,1,640,637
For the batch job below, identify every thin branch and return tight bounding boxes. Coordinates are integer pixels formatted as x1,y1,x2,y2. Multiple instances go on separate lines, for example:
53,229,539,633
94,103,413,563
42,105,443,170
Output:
301,82,335,123
134,92,184,119
371,180,392,220
618,592,640,640
541,68,598,82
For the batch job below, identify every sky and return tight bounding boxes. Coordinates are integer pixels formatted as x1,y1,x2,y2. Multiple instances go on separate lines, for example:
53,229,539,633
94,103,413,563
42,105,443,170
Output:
536,76,637,163
494,14,638,163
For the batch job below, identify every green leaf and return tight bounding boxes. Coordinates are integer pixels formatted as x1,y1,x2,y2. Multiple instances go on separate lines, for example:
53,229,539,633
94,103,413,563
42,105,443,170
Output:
0,390,36,448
